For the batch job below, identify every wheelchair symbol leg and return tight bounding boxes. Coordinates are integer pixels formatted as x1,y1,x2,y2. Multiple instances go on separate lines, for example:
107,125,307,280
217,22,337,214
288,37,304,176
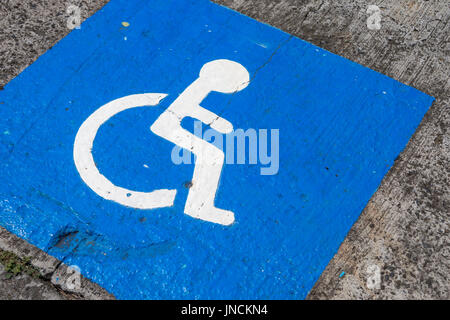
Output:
185,145,234,226
183,134,233,226
151,124,234,226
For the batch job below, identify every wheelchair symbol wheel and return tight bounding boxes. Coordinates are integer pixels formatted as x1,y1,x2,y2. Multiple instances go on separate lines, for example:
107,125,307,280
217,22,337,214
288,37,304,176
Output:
73,59,250,226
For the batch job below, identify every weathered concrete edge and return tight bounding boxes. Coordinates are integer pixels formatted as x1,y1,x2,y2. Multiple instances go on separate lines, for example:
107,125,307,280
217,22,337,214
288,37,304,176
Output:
0,226,115,300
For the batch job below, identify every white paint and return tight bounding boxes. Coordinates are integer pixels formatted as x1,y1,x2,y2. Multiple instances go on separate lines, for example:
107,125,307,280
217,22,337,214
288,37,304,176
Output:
73,93,178,210
66,265,82,291
74,60,250,226
366,264,381,290
66,5,81,30
367,5,382,31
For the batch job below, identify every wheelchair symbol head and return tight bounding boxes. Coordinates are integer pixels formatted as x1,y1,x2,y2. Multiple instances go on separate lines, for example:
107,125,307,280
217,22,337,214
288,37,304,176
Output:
199,59,250,94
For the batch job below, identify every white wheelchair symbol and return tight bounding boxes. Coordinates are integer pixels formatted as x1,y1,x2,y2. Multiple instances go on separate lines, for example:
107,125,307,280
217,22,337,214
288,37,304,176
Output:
73,60,250,226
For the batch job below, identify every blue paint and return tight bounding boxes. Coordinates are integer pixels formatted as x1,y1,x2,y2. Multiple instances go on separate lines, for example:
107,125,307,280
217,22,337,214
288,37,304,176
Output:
0,0,433,299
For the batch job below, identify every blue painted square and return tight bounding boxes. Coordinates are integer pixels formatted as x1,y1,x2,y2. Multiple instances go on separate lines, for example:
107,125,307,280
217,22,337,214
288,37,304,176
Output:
0,0,433,299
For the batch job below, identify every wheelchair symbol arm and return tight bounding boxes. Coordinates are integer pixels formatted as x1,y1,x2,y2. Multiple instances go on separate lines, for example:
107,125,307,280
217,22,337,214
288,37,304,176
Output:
190,105,233,134
73,93,177,210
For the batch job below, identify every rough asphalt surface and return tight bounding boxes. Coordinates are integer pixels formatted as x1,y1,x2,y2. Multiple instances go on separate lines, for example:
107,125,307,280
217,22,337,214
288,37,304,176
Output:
0,0,448,299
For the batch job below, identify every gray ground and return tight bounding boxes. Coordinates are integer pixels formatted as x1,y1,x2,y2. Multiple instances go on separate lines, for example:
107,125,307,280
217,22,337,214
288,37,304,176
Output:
0,0,448,299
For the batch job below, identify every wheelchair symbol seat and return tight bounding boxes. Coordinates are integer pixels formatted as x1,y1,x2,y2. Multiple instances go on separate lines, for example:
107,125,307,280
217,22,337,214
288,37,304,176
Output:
73,60,250,226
